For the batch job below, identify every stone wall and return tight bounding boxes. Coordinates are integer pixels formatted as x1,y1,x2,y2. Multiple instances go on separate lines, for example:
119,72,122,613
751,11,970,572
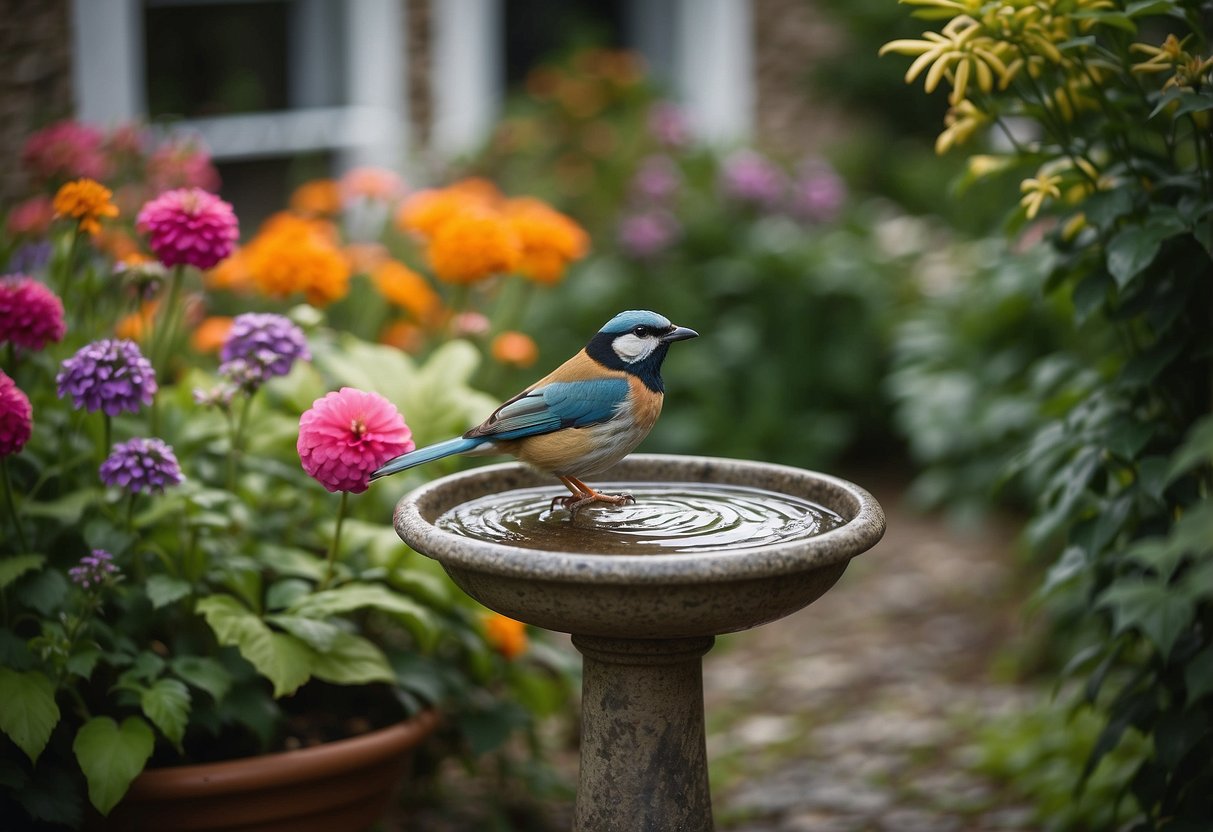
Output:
0,0,74,203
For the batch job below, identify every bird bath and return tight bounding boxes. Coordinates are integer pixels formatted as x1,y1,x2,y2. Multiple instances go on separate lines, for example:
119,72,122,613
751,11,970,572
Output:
393,454,885,831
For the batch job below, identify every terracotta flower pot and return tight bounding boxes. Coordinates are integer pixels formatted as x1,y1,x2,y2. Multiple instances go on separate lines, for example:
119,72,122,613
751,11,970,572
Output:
99,710,440,832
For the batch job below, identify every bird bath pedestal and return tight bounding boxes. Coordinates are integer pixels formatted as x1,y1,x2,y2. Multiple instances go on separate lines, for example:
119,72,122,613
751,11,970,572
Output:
394,454,885,831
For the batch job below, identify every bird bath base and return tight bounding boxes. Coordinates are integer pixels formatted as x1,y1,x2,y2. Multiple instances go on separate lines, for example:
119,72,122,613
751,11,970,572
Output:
394,454,885,831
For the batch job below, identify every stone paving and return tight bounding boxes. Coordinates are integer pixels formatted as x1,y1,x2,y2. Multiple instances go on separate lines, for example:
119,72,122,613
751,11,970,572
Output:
395,474,1045,831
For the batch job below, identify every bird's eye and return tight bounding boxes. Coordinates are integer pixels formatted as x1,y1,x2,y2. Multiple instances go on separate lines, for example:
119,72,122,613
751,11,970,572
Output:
632,326,649,337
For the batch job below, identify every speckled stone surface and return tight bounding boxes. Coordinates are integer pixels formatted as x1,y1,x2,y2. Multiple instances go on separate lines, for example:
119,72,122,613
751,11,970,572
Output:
394,454,885,832
394,454,886,640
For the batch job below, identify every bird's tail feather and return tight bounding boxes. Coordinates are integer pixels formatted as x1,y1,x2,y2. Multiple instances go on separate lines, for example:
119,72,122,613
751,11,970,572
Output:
371,436,484,480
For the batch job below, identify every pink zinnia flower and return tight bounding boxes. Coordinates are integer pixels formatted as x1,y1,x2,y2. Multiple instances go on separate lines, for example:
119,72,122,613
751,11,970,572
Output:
0,371,33,457
0,276,66,351
146,139,221,194
21,120,109,183
6,195,55,237
298,388,414,494
136,188,239,270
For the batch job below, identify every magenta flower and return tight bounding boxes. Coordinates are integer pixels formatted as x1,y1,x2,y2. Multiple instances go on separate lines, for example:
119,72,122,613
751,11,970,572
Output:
146,139,221,194
99,437,184,494
6,195,55,237
0,276,66,351
0,371,33,457
57,339,157,416
21,120,109,183
790,160,847,224
298,388,414,494
648,102,691,149
136,188,238,270
631,156,682,203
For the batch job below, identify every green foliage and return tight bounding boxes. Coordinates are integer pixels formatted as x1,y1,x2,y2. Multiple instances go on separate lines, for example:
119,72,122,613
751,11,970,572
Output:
72,716,154,816
884,1,1213,827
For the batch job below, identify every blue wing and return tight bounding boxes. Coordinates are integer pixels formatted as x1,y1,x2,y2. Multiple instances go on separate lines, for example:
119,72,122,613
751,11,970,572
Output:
466,379,628,441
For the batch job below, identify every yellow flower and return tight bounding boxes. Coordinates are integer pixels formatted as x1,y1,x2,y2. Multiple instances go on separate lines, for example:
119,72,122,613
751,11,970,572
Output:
1061,212,1087,242
880,15,1009,105
483,613,528,660
1019,172,1063,220
966,154,1014,180
503,197,590,285
245,214,351,306
1132,34,1213,92
53,178,119,236
491,331,539,368
371,260,443,324
935,99,989,154
425,209,522,285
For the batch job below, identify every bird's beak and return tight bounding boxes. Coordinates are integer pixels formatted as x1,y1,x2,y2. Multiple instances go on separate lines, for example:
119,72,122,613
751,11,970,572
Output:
661,325,699,343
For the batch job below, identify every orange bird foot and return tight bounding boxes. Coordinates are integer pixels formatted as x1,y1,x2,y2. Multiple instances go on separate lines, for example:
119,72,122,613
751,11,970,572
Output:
551,476,635,517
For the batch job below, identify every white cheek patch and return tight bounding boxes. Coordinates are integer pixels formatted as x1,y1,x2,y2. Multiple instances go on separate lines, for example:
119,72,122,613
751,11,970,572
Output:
612,334,657,363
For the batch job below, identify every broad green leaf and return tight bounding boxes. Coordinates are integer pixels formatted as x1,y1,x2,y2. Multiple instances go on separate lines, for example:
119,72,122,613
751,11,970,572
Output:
1166,415,1213,483
140,679,191,747
266,614,343,652
1039,546,1087,596
309,631,395,686
257,545,327,581
266,578,313,611
65,646,102,680
1105,222,1184,288
20,488,101,523
1185,646,1213,705
195,596,314,697
1126,0,1179,17
21,569,69,617
1097,579,1194,658
0,554,45,589
170,655,231,703
287,582,437,648
145,575,192,609
73,716,155,816
0,668,60,763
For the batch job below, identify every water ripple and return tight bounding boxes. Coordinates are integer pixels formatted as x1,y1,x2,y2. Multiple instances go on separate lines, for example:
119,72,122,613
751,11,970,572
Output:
436,482,844,555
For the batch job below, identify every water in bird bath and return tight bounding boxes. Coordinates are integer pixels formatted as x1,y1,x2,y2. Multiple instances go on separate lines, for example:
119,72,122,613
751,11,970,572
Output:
436,482,844,555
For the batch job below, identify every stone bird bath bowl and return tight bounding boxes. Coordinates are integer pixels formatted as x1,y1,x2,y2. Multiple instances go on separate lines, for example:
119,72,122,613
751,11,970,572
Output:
394,454,885,831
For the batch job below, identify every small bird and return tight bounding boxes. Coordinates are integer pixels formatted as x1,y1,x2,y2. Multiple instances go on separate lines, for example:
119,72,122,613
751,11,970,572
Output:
371,310,698,514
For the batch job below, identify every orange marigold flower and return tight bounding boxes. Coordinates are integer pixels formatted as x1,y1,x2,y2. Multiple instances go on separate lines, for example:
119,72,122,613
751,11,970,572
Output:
425,210,522,285
491,331,539,368
380,319,426,354
371,260,443,324
343,242,390,275
190,316,233,353
204,246,253,292
503,198,590,285
339,167,404,202
53,178,119,236
245,214,351,306
289,179,342,217
115,300,158,342
484,613,528,659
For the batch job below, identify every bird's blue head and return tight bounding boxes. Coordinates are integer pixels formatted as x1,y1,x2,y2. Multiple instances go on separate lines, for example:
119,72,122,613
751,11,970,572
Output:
585,310,698,393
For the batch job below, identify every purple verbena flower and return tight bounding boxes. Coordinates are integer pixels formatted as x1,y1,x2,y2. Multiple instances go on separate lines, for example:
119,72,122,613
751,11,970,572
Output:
57,339,157,415
790,159,847,224
631,156,682,203
69,549,119,589
648,102,691,149
99,437,184,494
618,210,681,260
220,313,310,381
720,150,786,209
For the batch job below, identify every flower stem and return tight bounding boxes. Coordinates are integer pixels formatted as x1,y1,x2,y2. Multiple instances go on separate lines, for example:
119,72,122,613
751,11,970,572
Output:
229,393,253,491
153,265,186,379
103,414,112,456
1,456,29,553
320,490,350,590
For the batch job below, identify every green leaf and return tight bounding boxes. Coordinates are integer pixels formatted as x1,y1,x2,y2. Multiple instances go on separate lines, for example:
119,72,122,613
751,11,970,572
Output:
21,569,69,617
257,545,327,581
0,668,60,763
1106,223,1183,288
1040,546,1088,596
170,655,231,703
286,582,437,648
73,716,155,816
195,595,314,697
145,575,192,609
1125,0,1180,17
66,646,102,680
266,614,343,652
0,554,45,589
1167,415,1213,483
140,679,190,748
1185,646,1213,705
1097,579,1194,658
20,488,101,523
309,631,395,686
